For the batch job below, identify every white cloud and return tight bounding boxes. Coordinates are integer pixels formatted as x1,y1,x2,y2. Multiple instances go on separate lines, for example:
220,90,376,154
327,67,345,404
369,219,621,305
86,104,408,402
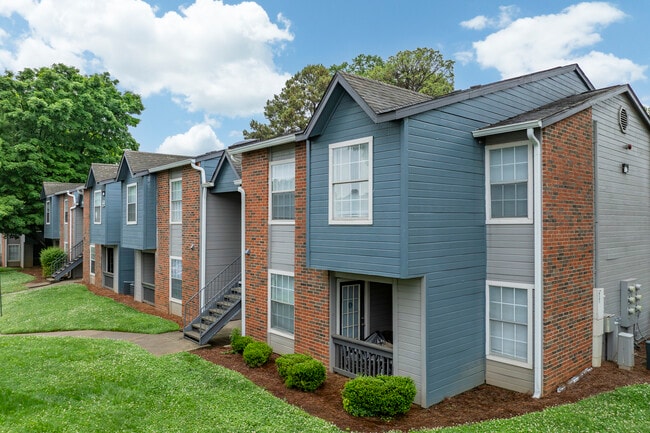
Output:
461,6,518,30
469,2,646,87
156,123,224,155
0,0,293,117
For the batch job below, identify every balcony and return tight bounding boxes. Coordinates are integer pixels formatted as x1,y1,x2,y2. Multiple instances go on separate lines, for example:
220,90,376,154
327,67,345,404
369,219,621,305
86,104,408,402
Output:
332,334,393,378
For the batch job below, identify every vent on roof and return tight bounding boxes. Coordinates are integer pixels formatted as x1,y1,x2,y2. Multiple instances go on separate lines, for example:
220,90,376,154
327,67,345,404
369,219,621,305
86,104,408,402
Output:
618,106,628,133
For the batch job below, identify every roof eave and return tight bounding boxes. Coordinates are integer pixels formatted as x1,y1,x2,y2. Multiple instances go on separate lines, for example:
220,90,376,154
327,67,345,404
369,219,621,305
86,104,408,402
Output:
473,120,542,138
148,158,194,173
228,133,298,155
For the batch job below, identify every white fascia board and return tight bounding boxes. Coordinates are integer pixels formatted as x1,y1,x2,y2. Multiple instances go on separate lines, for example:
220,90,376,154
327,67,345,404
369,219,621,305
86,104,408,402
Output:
473,120,542,138
228,134,297,155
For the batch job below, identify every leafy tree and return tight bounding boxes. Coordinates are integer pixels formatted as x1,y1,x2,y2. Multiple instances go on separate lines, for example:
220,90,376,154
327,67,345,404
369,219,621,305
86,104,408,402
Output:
243,64,331,140
244,48,454,140
0,64,143,236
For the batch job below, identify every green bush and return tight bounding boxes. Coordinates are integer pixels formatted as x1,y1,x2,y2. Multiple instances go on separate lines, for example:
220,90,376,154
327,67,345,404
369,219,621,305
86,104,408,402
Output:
284,358,326,392
341,375,416,418
276,353,312,381
230,328,254,354
243,341,273,368
40,247,67,277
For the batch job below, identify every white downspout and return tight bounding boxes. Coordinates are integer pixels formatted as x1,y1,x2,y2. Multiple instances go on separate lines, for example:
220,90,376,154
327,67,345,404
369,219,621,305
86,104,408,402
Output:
190,162,210,303
66,190,78,259
528,126,543,398
237,182,246,335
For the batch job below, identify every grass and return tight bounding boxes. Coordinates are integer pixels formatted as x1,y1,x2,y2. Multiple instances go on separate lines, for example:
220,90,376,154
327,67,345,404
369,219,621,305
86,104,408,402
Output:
0,283,179,334
0,267,35,294
0,337,341,433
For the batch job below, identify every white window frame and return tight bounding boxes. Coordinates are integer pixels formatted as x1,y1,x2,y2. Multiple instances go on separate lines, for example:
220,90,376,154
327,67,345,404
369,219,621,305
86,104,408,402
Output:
485,142,533,224
170,257,182,303
328,136,373,225
89,244,96,276
93,190,102,224
486,280,534,368
45,199,51,225
170,179,182,224
7,244,20,262
269,159,295,224
63,198,69,224
126,183,137,225
268,270,295,338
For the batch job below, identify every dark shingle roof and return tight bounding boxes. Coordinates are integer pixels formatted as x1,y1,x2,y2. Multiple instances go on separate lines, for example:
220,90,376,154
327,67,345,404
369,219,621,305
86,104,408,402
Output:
339,72,433,114
42,182,84,197
90,163,119,183
122,149,190,176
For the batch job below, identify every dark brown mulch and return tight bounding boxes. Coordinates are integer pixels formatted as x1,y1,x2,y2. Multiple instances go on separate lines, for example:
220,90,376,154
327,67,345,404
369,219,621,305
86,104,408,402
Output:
24,266,650,432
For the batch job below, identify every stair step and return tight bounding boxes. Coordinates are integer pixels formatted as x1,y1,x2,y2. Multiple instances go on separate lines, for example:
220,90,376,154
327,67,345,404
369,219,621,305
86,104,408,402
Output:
184,330,200,342
202,315,220,324
224,293,241,302
217,300,234,309
192,322,209,331
209,308,228,315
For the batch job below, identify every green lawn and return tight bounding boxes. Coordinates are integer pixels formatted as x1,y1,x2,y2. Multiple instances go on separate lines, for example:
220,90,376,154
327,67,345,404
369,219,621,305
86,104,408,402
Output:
0,267,35,294
0,283,179,334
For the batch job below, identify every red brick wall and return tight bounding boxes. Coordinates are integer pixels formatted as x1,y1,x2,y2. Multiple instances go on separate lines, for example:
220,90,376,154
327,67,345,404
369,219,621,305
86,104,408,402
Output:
242,149,270,341
541,108,594,394
155,170,171,312
82,190,90,285
182,165,202,307
294,143,330,364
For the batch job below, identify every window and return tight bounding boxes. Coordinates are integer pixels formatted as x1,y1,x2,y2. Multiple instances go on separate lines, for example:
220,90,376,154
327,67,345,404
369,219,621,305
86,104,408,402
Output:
93,190,102,224
126,183,137,224
486,282,533,367
486,143,532,222
170,179,182,223
7,244,20,262
63,198,69,224
170,258,182,301
89,244,96,275
270,272,294,335
270,160,295,221
329,137,373,224
45,200,51,225
105,247,114,274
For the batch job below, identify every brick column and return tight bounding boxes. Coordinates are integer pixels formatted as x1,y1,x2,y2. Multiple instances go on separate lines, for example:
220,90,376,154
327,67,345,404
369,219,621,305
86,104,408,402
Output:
155,171,171,312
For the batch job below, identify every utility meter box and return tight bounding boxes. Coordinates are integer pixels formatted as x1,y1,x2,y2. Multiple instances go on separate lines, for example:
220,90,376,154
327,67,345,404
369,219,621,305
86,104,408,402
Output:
620,279,641,328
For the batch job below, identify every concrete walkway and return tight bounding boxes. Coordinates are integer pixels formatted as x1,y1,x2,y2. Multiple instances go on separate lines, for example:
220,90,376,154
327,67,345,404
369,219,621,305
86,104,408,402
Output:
6,320,241,356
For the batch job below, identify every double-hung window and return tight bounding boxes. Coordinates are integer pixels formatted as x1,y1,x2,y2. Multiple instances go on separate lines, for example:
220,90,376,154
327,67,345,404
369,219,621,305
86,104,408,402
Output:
486,143,532,223
89,244,96,275
329,136,373,224
63,198,69,224
45,200,51,225
170,258,182,301
270,160,295,221
170,179,182,224
126,183,137,224
7,244,20,262
486,282,533,367
269,272,294,335
93,190,102,224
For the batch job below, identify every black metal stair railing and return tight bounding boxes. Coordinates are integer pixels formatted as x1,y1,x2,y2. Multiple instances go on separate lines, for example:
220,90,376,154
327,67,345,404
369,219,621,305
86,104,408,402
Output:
50,240,84,281
183,256,241,345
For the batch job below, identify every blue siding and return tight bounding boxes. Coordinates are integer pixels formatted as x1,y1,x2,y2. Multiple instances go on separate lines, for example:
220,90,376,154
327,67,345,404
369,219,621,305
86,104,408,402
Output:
121,174,157,250
309,93,403,277
118,247,135,294
90,182,122,246
212,162,240,193
44,195,60,240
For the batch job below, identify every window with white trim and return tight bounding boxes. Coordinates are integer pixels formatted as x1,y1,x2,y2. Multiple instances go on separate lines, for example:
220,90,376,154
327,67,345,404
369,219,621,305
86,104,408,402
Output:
486,143,532,223
269,272,294,335
329,137,373,224
45,200,51,224
7,244,20,262
126,183,137,224
93,190,102,224
63,198,69,224
170,179,182,224
486,282,533,367
270,160,295,221
170,258,182,301
89,244,96,275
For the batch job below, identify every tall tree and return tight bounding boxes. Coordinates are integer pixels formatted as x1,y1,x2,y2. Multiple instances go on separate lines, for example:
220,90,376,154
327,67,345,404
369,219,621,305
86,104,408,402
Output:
244,48,454,140
0,64,143,236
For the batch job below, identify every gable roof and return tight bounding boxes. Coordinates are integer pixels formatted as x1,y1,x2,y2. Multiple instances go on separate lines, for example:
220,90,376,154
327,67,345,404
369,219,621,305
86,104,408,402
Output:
41,182,84,199
118,149,191,179
85,163,119,188
473,84,650,137
302,64,594,138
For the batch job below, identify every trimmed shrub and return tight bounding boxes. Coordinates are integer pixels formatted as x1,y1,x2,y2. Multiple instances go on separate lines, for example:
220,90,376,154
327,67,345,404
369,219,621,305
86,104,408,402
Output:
40,247,67,277
342,375,416,418
243,341,273,367
284,358,326,392
230,328,254,354
276,353,313,381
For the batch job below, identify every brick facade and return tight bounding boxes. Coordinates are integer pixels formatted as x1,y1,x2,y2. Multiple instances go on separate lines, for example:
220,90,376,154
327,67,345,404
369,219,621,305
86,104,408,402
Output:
241,149,270,341
155,171,171,312
541,108,594,394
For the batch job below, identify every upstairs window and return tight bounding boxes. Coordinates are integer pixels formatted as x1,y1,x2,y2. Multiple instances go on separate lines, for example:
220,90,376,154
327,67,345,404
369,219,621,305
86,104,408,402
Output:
45,200,51,224
329,137,373,225
93,190,102,224
170,179,182,224
486,143,532,223
63,198,69,224
126,183,137,224
270,160,295,221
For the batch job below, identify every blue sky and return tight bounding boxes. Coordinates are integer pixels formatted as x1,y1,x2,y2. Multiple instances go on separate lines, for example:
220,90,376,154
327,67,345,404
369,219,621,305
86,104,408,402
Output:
0,1,647,155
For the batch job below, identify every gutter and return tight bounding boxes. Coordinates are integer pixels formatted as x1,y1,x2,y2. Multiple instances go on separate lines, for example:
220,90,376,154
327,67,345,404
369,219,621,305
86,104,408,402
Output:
66,190,78,259
190,162,214,307
527,126,544,399
236,179,246,335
